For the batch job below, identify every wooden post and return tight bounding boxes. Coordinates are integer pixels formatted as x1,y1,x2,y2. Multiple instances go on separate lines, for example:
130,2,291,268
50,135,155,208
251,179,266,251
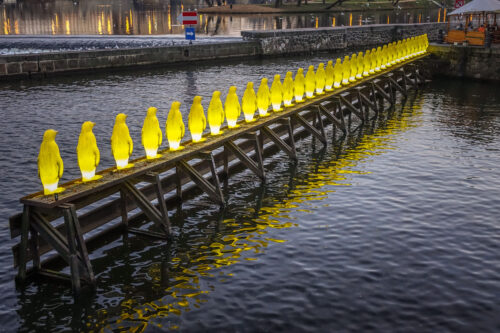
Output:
17,205,30,282
120,189,128,230
63,208,81,295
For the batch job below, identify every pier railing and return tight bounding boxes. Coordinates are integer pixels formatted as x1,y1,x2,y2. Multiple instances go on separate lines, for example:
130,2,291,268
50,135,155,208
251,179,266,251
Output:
9,54,429,294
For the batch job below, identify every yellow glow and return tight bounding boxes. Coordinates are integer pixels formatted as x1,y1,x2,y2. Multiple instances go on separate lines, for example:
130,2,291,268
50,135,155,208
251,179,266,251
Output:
315,63,326,94
107,18,111,34
369,48,377,73
315,17,318,29
333,58,342,88
356,52,364,79
270,74,283,111
148,16,152,34
130,10,133,27
242,82,257,122
305,65,316,98
225,86,241,128
349,13,352,26
418,14,422,23
14,20,18,34
168,7,172,31
362,50,371,76
207,91,225,135
257,78,271,116
325,60,334,91
380,45,388,69
282,72,295,106
55,14,59,29
332,17,336,27
349,53,357,82
437,8,441,23
111,113,134,169
126,17,130,34
188,96,207,142
387,15,390,24
65,19,70,35
38,129,65,195
294,68,305,102
98,18,102,35
77,121,102,182
142,107,163,159
375,46,382,71
166,101,185,150
51,19,55,35
341,56,350,85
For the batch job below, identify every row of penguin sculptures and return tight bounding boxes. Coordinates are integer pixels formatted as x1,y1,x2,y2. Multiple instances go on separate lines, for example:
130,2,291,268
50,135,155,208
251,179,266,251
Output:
37,35,429,195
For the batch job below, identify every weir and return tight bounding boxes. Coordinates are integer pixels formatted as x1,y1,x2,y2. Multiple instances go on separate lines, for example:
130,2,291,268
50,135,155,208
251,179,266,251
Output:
9,50,429,295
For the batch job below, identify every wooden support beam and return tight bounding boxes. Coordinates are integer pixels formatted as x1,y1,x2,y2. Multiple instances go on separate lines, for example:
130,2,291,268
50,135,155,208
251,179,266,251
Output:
142,172,172,236
398,69,408,94
67,204,95,284
177,158,225,206
63,207,81,294
339,96,365,122
372,81,393,104
224,140,265,180
31,211,70,264
119,189,128,229
385,75,407,98
29,227,40,271
316,104,344,132
292,113,327,145
261,124,297,160
16,205,30,282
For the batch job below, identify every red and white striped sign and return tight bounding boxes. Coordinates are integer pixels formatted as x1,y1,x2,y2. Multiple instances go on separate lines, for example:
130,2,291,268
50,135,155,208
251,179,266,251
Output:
454,0,465,8
182,11,198,25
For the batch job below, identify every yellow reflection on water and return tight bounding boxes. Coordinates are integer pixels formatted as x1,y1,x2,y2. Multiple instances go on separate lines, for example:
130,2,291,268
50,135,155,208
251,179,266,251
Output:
332,17,336,27
107,17,111,34
94,96,424,331
65,19,70,35
315,17,319,29
125,17,130,35
349,13,352,26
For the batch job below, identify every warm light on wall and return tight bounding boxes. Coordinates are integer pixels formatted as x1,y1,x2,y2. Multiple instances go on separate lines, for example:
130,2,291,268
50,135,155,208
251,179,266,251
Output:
188,96,207,142
111,113,134,169
166,101,185,150
270,74,283,111
142,107,163,158
225,86,241,128
38,129,65,195
242,82,257,122
77,121,102,182
207,91,225,135
257,78,271,116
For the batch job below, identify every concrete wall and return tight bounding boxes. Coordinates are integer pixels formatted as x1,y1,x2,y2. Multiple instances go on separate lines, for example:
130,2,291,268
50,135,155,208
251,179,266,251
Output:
241,23,446,55
428,44,500,81
0,41,261,79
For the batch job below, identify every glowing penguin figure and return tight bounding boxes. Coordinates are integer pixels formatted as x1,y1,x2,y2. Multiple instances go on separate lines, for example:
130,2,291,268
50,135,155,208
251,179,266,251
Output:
375,46,382,72
270,74,283,111
38,129,64,195
207,91,225,135
294,68,306,102
141,107,163,159
242,82,257,122
166,101,185,151
341,56,350,85
77,121,101,182
188,96,206,142
315,63,326,95
387,42,395,66
225,86,241,127
363,50,371,77
325,60,334,91
356,52,364,79
333,58,342,88
305,65,316,98
349,53,357,82
380,45,388,70
396,41,403,63
257,78,271,116
111,113,134,170
369,48,377,74
282,71,295,107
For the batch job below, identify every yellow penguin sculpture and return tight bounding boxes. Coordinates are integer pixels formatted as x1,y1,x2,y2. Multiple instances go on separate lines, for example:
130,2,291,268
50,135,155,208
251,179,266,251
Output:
380,45,388,70
166,101,185,151
325,60,334,91
363,50,371,77
356,52,364,79
375,46,382,72
141,107,163,159
225,86,241,128
270,74,283,111
349,53,357,82
305,65,316,98
188,96,206,142
38,129,64,195
257,78,271,116
369,48,377,74
333,58,342,88
77,121,101,182
315,63,326,94
282,71,295,107
294,68,305,102
242,82,257,122
111,113,134,170
341,56,350,85
207,91,225,135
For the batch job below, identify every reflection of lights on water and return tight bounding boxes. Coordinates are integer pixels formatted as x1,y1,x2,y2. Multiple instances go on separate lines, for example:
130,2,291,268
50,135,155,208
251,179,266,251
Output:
129,9,133,27
437,8,441,23
387,15,390,24
93,95,425,331
418,14,421,23
3,18,9,35
55,14,59,29
65,19,70,34
107,17,111,34
14,20,18,34
126,17,130,34
98,18,102,34
148,16,152,34
443,8,446,22
168,7,171,31
359,15,362,26
349,13,352,26
51,19,55,34
315,17,318,28
332,17,336,27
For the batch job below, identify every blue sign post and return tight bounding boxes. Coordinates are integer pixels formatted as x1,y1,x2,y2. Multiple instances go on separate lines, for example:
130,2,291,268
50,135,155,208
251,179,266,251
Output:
185,27,195,41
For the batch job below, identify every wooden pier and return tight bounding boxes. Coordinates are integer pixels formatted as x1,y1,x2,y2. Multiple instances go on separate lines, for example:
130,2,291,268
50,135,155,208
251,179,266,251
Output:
9,54,429,294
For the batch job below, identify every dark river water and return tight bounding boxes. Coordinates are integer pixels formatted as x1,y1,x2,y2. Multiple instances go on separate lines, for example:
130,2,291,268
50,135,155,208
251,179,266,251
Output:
0,53,499,332
0,0,444,36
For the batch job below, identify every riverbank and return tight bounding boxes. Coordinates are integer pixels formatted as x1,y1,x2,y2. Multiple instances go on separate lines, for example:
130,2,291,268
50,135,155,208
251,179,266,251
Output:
198,1,441,14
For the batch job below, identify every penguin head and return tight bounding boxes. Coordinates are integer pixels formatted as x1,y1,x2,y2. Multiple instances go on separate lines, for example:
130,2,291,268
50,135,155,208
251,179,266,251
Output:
273,74,280,81
43,129,58,141
358,52,363,57
171,101,181,112
377,46,381,51
286,71,292,78
351,54,357,60
193,96,202,104
327,60,332,66
308,65,314,71
147,107,158,117
382,45,387,50
82,121,95,132
335,58,341,64
371,48,376,52
261,78,268,85
344,55,349,61
318,63,324,69
212,91,221,99
246,82,253,89
365,50,370,55
116,113,127,123
229,86,237,94
297,68,303,74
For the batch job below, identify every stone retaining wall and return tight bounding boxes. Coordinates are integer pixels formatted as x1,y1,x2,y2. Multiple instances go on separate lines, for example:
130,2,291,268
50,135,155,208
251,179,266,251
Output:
0,41,261,79
242,23,446,55
428,44,500,81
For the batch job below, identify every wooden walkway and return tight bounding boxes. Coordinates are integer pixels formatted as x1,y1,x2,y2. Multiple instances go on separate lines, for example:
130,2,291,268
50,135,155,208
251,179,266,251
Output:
9,54,428,294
